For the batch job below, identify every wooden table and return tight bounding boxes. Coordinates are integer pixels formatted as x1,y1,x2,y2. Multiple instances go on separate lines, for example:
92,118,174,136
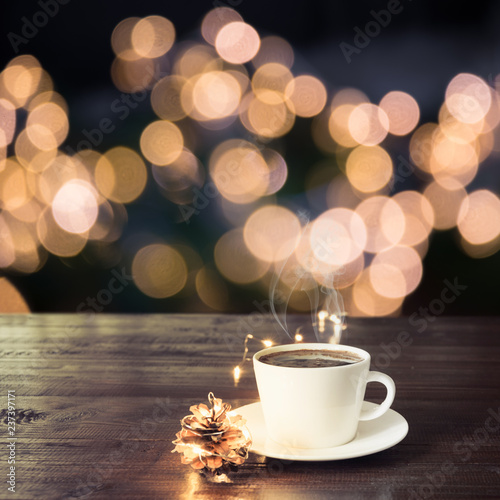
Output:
1,314,500,499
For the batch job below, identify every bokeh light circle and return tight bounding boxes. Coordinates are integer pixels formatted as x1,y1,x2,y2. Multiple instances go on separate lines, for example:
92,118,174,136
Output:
379,91,420,136
348,103,389,146
140,120,184,166
215,228,270,284
52,180,99,234
285,75,327,118
355,196,405,253
243,206,301,263
131,16,175,58
215,22,260,64
346,145,393,193
132,244,188,298
95,147,147,203
457,190,500,245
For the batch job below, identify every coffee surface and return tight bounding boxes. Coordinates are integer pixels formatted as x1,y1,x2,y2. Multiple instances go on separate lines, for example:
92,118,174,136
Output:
259,349,363,368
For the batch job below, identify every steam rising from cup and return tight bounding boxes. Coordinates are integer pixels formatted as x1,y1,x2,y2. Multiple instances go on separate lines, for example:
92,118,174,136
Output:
269,212,347,344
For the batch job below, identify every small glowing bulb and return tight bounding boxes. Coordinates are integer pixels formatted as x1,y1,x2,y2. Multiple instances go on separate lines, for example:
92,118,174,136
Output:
330,314,341,325
248,334,254,339
193,447,204,456
318,310,328,320
295,333,303,342
233,365,241,382
263,340,273,347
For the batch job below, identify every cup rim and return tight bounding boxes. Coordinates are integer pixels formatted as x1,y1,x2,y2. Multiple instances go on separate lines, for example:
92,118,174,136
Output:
253,343,370,369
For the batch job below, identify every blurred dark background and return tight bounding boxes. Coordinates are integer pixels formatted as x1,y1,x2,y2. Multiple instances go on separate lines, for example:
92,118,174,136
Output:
1,0,499,314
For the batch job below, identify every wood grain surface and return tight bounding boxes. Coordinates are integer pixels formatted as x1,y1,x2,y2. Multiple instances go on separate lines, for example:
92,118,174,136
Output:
1,314,500,499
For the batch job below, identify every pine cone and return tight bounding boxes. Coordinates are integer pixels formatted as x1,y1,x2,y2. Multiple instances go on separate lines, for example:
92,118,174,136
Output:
172,393,252,474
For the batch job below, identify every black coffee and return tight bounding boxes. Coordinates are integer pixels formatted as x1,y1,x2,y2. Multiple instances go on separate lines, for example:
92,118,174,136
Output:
259,349,363,368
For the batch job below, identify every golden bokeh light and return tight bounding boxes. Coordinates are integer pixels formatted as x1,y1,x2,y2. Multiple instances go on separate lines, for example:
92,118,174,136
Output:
481,91,500,133
368,261,406,299
140,120,184,166
9,197,43,224
438,104,482,144
355,196,405,253
409,123,438,173
37,207,88,257
293,222,365,290
152,148,203,190
52,180,99,234
27,90,68,114
311,252,365,290
111,17,141,60
348,103,389,146
476,129,494,163
274,251,317,292
379,91,420,136
243,205,301,263
0,278,30,313
285,75,327,118
111,55,157,93
346,145,393,193
131,16,175,59
215,22,260,64
4,213,45,274
132,243,188,298
445,73,492,124
215,228,270,284
457,190,500,245
175,44,220,79
209,139,269,204
423,180,467,230
14,129,57,173
310,208,367,266
195,267,229,311
328,104,358,148
252,63,293,104
201,7,243,46
226,67,250,94
460,233,500,259
245,93,295,138
352,268,403,317
430,128,479,189
313,111,340,153
0,56,52,108
0,98,16,147
95,147,147,203
261,148,288,195
34,153,92,205
369,246,422,298
151,75,188,121
0,157,31,211
192,71,241,120
1,12,500,317
0,215,16,268
393,190,434,246
26,102,69,150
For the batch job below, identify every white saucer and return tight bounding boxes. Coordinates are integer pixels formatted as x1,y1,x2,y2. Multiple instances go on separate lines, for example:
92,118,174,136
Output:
236,401,408,461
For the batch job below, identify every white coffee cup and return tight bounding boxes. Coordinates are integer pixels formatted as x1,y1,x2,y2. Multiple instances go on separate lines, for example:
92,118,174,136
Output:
253,343,396,449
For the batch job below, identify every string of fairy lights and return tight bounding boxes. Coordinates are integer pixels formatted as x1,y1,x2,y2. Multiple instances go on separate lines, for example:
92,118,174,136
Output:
232,311,346,385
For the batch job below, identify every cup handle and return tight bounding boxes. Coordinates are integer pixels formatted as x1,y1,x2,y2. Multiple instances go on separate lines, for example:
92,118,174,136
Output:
358,371,396,421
